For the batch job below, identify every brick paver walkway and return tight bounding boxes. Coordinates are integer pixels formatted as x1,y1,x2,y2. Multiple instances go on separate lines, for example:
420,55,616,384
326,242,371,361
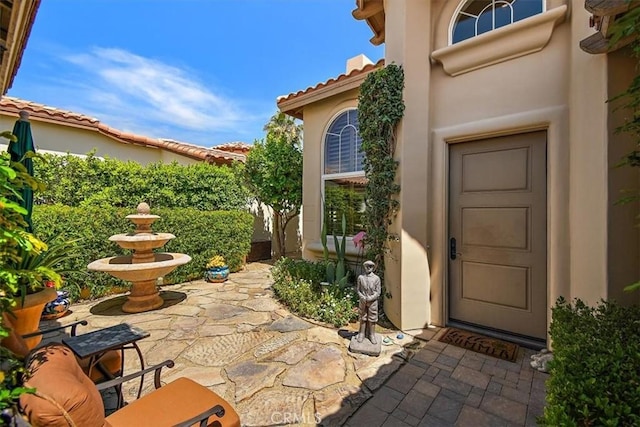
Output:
345,339,547,426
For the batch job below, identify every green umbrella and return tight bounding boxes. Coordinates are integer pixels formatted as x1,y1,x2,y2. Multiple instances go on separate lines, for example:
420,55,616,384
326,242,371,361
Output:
8,110,35,232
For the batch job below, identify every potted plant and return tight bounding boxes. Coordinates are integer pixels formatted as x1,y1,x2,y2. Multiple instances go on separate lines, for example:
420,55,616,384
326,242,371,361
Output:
204,255,229,283
8,238,80,348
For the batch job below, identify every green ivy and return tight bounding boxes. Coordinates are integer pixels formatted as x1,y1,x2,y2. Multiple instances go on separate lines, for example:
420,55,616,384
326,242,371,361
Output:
357,64,405,294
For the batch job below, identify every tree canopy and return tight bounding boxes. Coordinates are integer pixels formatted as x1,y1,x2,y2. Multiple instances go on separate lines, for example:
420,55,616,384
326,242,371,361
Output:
245,113,303,258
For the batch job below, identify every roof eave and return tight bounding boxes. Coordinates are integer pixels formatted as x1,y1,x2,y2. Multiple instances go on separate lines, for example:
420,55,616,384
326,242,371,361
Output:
580,0,640,54
352,0,385,46
278,68,375,118
0,0,40,95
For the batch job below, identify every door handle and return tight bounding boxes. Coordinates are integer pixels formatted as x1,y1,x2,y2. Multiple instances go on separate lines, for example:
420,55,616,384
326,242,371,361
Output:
450,237,461,260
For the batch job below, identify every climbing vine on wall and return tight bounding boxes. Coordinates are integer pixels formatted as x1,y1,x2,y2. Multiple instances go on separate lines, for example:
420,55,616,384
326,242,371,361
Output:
358,64,405,291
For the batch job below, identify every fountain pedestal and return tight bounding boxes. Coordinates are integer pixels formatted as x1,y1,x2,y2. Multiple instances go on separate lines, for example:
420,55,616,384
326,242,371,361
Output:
123,278,163,313
87,203,191,313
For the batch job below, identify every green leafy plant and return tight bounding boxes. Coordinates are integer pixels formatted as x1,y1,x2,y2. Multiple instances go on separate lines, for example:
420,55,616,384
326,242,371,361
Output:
244,112,303,258
357,64,405,296
540,297,640,426
10,238,82,305
0,148,42,419
271,258,358,327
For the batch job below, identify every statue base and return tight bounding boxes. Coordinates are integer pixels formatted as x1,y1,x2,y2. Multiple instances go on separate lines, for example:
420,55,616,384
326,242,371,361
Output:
349,333,382,356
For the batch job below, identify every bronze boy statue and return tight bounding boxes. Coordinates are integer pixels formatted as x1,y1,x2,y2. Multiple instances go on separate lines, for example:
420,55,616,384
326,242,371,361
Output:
356,260,381,344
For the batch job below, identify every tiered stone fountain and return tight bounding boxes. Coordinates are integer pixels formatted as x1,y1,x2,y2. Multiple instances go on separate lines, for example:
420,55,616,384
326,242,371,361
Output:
87,203,191,313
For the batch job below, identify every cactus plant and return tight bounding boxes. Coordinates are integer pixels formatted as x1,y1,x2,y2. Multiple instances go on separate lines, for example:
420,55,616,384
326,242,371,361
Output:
321,212,349,286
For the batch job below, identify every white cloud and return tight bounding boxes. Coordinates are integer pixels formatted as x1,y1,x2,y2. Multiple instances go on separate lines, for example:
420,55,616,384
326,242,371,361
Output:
54,47,267,146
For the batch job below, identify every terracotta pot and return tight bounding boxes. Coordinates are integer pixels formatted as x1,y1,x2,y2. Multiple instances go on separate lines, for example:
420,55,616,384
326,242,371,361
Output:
12,287,57,350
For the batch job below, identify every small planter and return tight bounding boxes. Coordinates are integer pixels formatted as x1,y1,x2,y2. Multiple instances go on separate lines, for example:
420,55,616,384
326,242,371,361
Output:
204,265,230,283
41,290,71,320
12,287,57,350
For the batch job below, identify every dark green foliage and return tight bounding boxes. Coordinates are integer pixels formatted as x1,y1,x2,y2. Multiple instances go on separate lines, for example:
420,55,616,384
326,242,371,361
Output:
271,258,358,327
540,298,640,426
32,205,253,300
34,152,249,211
358,64,405,291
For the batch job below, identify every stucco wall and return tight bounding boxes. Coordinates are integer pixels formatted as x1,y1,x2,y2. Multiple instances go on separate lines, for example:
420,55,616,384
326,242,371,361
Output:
0,115,200,165
383,0,634,335
606,48,640,306
288,0,637,338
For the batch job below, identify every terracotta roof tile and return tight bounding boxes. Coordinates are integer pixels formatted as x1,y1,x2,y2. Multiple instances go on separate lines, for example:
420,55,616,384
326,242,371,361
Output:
213,142,252,153
0,97,246,164
276,58,384,106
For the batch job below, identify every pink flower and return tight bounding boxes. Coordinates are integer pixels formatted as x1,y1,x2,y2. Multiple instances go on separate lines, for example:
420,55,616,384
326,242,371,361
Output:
353,231,366,249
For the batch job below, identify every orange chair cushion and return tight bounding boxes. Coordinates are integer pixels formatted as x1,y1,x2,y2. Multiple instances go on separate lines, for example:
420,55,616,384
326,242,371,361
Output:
20,344,107,427
106,377,240,427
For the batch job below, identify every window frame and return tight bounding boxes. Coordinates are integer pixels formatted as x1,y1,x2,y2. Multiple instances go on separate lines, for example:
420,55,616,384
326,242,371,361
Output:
448,0,546,45
321,108,367,238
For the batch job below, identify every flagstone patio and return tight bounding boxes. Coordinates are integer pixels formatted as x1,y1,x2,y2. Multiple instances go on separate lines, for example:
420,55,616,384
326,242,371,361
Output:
41,261,547,426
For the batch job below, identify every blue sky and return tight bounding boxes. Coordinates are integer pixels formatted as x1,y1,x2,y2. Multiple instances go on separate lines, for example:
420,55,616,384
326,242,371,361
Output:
9,0,383,147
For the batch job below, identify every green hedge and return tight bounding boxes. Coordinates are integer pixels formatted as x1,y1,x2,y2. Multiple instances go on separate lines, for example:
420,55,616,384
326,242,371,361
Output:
541,298,640,426
34,152,249,210
33,205,253,300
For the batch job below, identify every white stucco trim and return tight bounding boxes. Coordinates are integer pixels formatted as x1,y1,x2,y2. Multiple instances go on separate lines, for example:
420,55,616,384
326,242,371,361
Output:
430,105,569,343
431,5,567,76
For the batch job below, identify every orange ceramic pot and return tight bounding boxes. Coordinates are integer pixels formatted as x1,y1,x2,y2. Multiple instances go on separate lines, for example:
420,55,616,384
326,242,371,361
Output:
11,287,57,350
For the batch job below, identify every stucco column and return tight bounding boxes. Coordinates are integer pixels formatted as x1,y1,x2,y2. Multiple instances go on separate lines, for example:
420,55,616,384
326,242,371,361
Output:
568,0,608,303
384,0,432,330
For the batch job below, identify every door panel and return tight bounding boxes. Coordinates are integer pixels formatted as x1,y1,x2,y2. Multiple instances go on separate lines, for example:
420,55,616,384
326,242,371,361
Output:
449,131,547,340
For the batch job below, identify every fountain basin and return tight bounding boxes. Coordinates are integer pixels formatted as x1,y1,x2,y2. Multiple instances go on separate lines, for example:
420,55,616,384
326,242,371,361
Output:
87,253,191,281
109,233,175,252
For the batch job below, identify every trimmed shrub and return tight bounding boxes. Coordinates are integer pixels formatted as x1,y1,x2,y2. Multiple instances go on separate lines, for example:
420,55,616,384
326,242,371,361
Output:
271,258,358,327
34,152,249,211
540,297,640,426
32,205,253,300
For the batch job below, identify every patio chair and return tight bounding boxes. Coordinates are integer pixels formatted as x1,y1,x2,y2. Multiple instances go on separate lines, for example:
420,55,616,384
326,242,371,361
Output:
19,343,241,427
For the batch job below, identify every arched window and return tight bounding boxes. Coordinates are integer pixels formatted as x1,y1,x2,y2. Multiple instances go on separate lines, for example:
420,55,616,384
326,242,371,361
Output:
322,109,366,236
451,0,544,44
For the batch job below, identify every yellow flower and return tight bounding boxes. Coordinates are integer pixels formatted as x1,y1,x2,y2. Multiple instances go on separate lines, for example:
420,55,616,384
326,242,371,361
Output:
206,255,226,269
0,370,5,383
